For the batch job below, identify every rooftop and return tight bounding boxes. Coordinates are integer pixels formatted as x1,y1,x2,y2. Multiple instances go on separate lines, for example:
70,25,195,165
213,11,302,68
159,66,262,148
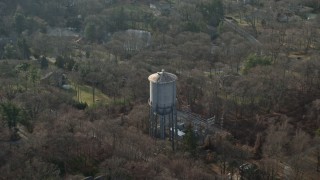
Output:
148,69,177,83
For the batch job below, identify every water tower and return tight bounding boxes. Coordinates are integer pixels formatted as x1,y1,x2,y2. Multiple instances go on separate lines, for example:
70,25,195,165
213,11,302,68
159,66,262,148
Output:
148,69,177,142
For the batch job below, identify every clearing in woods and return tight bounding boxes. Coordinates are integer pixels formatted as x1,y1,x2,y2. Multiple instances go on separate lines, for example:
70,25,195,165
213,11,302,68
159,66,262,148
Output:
72,83,110,106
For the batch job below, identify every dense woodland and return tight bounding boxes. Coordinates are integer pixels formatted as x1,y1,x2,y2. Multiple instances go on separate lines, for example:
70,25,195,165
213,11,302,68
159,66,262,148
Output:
0,0,320,179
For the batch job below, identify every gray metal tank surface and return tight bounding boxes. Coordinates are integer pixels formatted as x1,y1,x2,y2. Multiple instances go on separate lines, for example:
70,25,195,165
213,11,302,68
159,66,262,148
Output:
148,69,177,115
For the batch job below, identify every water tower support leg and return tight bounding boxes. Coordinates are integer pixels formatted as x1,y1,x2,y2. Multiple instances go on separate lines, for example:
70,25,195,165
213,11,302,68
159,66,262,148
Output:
169,114,173,141
155,114,158,137
171,111,175,150
163,116,166,139
160,116,165,139
175,109,178,149
174,109,178,137
149,108,152,136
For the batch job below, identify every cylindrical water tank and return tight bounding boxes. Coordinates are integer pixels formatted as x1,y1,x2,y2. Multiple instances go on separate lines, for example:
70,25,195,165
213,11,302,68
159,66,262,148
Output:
148,70,177,115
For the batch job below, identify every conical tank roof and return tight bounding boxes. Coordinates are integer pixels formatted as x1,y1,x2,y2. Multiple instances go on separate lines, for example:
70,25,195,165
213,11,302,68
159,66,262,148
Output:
148,69,177,83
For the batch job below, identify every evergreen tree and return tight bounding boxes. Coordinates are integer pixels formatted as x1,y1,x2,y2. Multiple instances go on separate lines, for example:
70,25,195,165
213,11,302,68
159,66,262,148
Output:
55,55,65,69
0,102,21,140
40,56,49,69
14,13,26,34
197,0,224,26
183,125,197,157
17,38,31,60
84,23,96,42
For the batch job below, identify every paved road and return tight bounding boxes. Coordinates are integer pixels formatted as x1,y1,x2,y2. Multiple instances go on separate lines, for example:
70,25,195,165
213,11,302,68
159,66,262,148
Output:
224,18,262,46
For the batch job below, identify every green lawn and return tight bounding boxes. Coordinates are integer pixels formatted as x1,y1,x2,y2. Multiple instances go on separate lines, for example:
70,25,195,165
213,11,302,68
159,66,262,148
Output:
72,83,110,106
